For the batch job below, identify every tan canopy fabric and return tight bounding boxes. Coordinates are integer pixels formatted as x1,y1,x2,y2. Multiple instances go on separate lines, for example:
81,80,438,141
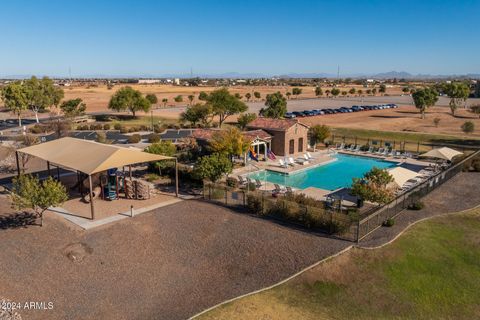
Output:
17,137,174,175
388,166,419,187
420,147,463,161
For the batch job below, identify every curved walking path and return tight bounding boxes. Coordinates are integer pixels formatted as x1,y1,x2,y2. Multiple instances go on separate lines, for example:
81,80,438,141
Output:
191,172,480,319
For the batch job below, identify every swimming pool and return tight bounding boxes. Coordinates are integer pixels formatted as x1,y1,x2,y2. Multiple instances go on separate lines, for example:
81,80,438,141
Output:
248,153,396,191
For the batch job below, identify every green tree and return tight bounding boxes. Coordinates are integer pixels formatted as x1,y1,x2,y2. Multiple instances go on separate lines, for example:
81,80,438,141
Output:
286,91,292,99
331,88,340,97
145,93,158,105
188,94,195,105
245,92,252,102
145,141,176,173
341,91,347,96
402,87,410,93
366,89,372,95
108,86,151,117
234,93,243,100
180,103,213,127
379,84,386,94
357,89,363,95
461,121,475,134
412,87,438,119
60,98,86,118
260,91,287,118
198,91,209,101
315,86,323,97
433,117,441,127
253,91,261,100
11,175,68,226
174,95,183,103
24,76,64,123
209,127,250,158
162,98,168,107
237,113,257,130
349,88,356,95
351,167,395,205
372,88,377,95
292,87,302,98
309,125,330,151
325,89,331,97
443,82,470,116
194,153,233,182
206,88,248,127
1,81,28,127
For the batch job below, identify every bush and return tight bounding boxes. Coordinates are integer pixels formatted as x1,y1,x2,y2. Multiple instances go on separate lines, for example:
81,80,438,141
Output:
407,201,424,210
210,187,225,200
113,123,122,130
225,177,238,188
94,114,110,122
139,125,148,131
127,134,142,144
145,173,160,182
148,133,161,143
153,124,166,133
382,218,395,227
29,124,48,134
246,194,262,214
472,160,480,172
247,182,256,191
103,124,111,130
119,126,128,133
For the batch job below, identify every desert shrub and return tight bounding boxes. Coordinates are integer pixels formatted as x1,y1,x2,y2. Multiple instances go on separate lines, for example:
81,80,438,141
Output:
382,218,395,227
127,134,142,144
153,124,166,133
247,182,256,191
210,187,225,200
103,124,111,130
267,199,290,218
246,194,263,214
407,201,424,210
284,192,324,208
29,124,48,134
119,126,128,133
139,125,148,131
148,133,161,143
94,114,110,122
145,173,160,182
226,177,238,188
113,123,122,130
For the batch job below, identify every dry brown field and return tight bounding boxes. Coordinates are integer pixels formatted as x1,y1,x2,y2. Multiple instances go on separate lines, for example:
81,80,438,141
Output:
61,83,405,113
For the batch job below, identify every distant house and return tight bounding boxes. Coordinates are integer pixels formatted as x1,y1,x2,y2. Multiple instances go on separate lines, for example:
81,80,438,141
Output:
246,118,309,156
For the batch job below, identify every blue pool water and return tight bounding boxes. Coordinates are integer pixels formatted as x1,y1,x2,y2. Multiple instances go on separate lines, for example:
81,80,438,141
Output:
248,154,396,191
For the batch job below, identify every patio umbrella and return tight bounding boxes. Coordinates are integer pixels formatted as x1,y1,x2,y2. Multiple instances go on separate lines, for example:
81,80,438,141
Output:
420,147,463,161
388,167,419,188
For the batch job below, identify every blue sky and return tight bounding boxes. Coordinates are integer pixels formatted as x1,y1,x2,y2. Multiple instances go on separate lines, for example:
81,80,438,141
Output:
0,0,479,77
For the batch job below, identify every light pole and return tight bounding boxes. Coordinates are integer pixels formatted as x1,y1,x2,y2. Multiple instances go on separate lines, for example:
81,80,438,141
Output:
150,110,154,132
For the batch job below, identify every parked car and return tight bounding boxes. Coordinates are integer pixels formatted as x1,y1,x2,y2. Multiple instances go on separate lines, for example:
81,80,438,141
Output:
292,111,306,117
303,110,314,116
284,112,296,119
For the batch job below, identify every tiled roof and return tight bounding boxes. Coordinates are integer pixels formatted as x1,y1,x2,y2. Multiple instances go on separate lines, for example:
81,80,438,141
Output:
242,129,272,142
246,117,308,131
191,128,271,142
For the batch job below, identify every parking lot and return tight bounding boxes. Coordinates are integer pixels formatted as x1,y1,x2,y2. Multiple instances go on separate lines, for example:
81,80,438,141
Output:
284,103,398,118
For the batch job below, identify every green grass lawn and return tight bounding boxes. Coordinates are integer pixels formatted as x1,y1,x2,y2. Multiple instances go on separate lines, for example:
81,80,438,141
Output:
198,209,480,320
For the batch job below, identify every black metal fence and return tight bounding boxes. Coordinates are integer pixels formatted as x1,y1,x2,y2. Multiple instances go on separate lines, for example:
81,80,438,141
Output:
330,134,480,154
203,150,480,242
355,149,480,241
202,183,359,241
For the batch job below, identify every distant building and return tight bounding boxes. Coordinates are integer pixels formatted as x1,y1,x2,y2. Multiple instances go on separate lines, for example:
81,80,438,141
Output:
174,78,180,85
138,79,161,84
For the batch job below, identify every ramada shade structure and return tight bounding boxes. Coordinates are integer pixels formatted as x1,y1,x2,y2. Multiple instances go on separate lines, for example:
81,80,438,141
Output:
388,166,419,188
16,137,178,219
420,147,463,161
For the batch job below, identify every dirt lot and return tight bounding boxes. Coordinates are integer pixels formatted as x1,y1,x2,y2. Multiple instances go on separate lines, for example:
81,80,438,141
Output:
300,105,480,138
0,199,349,320
59,83,406,113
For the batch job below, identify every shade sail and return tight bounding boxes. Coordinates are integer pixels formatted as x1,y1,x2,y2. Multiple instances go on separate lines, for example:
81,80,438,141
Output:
420,147,463,161
17,137,174,175
388,167,419,187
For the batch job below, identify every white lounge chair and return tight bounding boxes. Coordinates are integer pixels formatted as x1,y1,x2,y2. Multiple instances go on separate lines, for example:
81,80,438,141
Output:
337,143,345,150
306,152,316,159
286,158,296,167
375,148,385,155
254,179,263,188
273,184,286,193
364,146,373,154
237,176,247,185
278,159,288,168
353,145,361,152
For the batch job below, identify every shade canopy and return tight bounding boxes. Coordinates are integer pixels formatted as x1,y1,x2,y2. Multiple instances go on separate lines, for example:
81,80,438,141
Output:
420,147,463,161
17,137,174,175
388,167,419,187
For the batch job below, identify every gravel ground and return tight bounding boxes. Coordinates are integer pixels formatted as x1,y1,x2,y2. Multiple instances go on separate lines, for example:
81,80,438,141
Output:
0,200,349,320
360,172,480,248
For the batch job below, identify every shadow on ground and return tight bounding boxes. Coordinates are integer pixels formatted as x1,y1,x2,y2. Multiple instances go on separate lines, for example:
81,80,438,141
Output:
0,212,38,230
